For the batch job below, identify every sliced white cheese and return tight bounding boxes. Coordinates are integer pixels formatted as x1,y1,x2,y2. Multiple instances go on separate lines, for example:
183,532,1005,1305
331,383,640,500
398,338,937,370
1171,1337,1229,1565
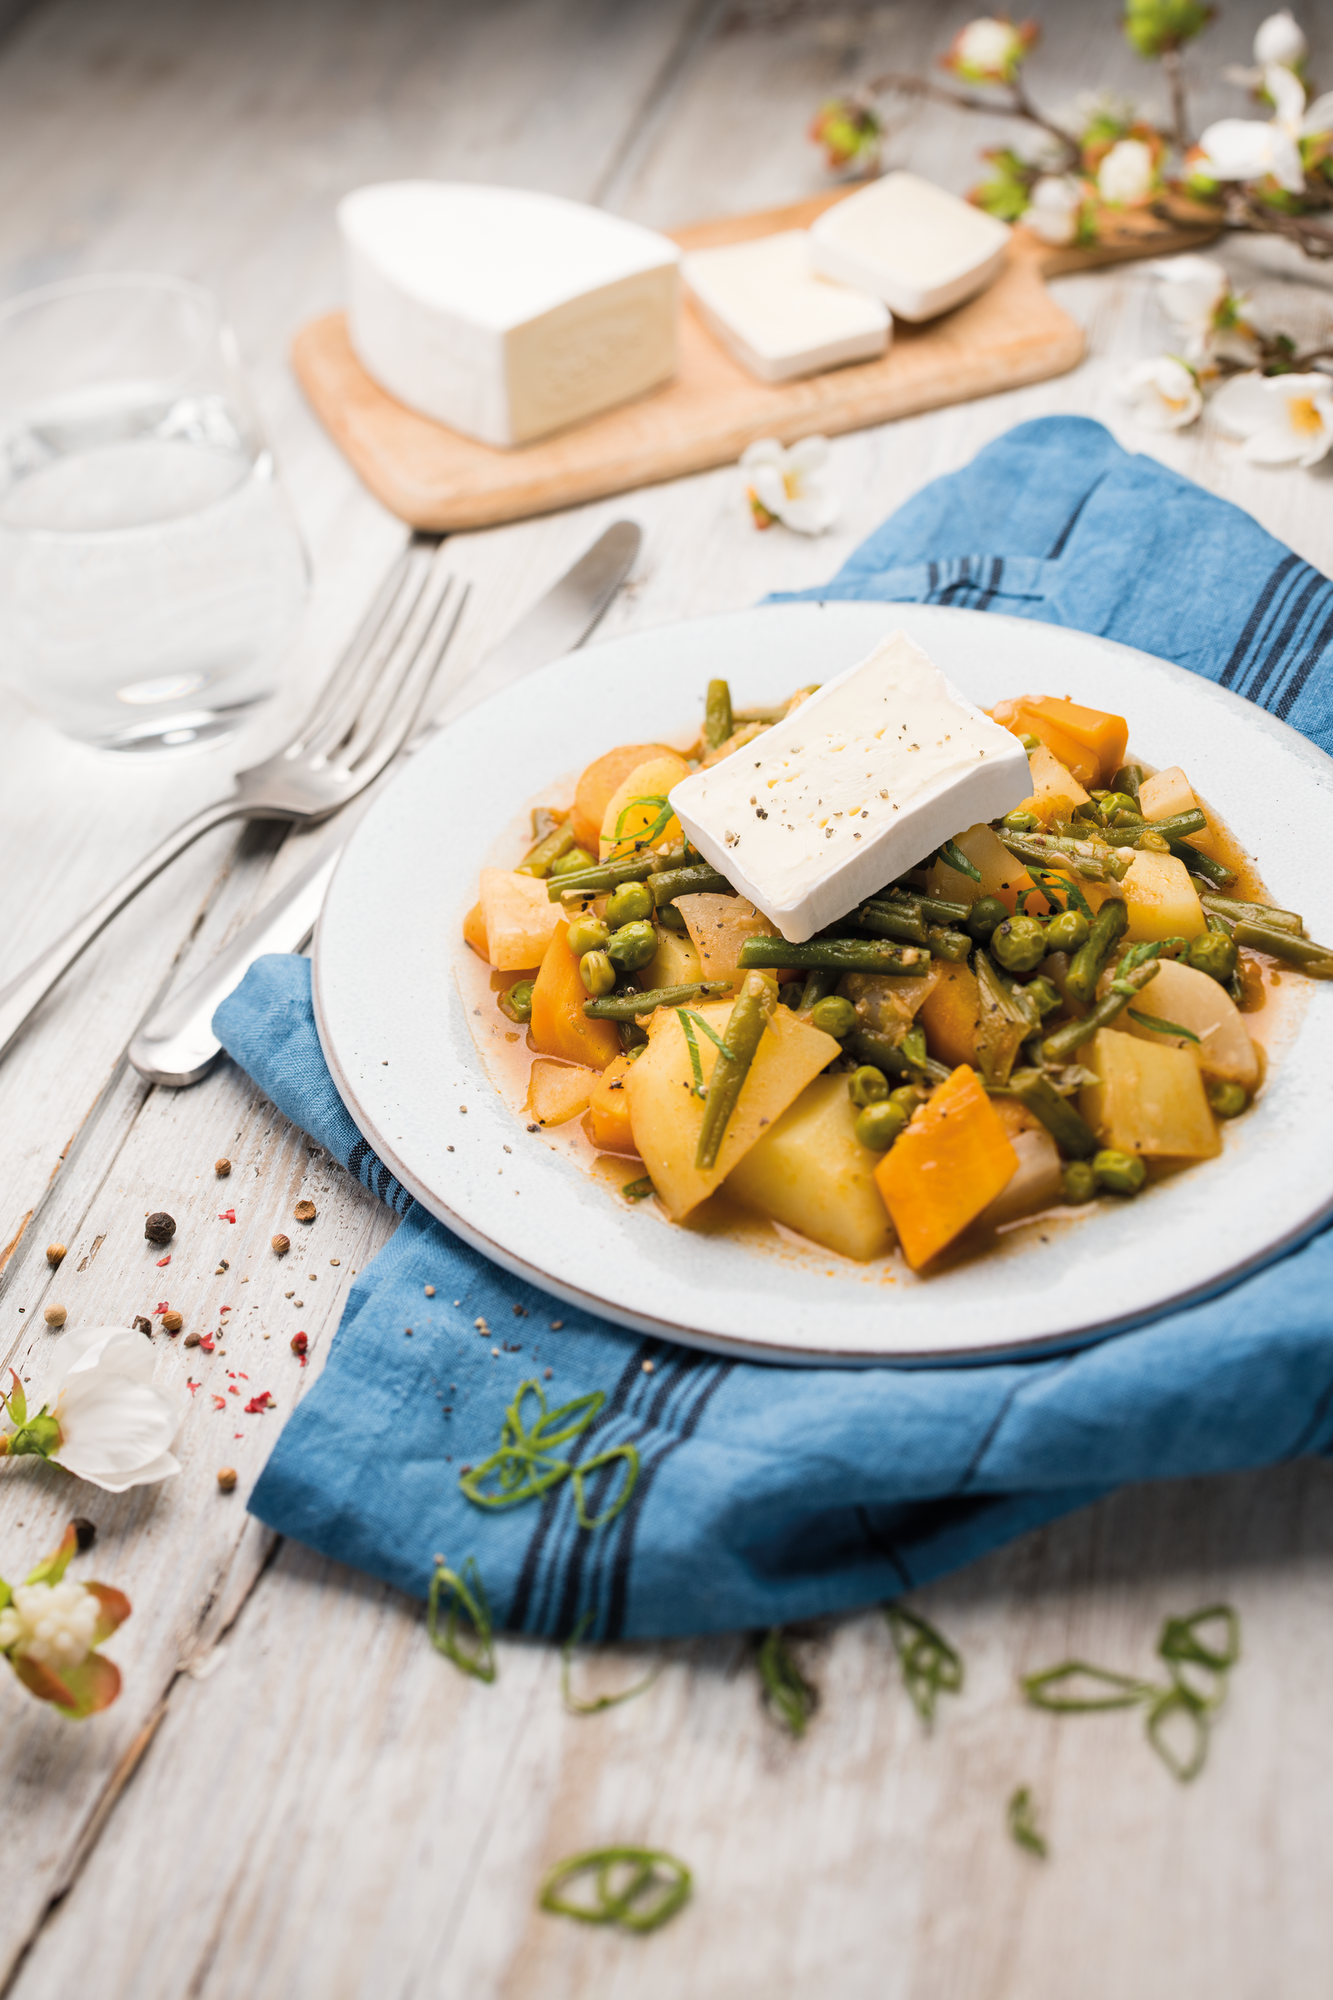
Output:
339,182,680,448
809,172,1010,323
668,631,1031,943
681,231,890,383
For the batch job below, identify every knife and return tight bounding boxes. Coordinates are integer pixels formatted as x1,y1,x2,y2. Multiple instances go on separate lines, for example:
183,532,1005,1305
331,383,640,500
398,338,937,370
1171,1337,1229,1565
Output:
128,519,641,1088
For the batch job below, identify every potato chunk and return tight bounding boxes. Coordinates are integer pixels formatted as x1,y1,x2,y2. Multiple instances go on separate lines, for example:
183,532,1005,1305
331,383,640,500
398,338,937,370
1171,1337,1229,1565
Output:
725,1074,894,1263
478,868,564,971
572,742,671,853
644,927,702,991
1089,851,1205,943
924,822,1046,916
677,893,774,988
527,1059,596,1127
1079,1028,1219,1159
625,1000,840,1219
1014,742,1090,827
1137,765,1198,821
599,753,692,860
1119,957,1258,1087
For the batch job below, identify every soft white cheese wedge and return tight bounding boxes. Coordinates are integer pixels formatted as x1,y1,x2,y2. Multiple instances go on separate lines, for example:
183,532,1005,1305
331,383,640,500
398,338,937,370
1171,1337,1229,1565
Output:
668,631,1031,943
681,231,890,383
809,173,1010,323
339,182,679,448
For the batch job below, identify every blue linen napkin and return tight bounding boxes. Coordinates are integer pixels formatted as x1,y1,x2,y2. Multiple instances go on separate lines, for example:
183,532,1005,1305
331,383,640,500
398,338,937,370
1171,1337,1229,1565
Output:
220,416,1333,1641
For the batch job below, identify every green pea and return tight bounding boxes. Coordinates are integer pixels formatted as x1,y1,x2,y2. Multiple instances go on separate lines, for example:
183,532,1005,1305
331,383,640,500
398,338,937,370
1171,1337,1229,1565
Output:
499,979,534,1025
606,920,658,973
619,1021,649,1053
991,914,1048,974
811,995,857,1038
579,949,616,998
550,845,598,879
888,1084,928,1121
1018,733,1042,753
1062,1159,1098,1204
966,896,1009,943
1001,810,1040,832
1093,1148,1146,1196
1044,907,1090,954
606,880,654,926
848,1064,889,1107
1023,974,1062,1018
656,902,688,933
901,1025,928,1067
566,912,609,958
1207,1079,1248,1118
1189,932,1239,982
855,1101,907,1152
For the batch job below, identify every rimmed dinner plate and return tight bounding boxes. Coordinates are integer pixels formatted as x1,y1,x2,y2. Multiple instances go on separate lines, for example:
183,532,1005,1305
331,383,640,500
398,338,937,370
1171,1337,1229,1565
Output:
314,602,1333,1365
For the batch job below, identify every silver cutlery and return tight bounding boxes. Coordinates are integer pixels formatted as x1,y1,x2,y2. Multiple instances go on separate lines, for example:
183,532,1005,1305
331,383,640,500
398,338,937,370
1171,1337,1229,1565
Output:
127,518,641,1088
0,541,466,1066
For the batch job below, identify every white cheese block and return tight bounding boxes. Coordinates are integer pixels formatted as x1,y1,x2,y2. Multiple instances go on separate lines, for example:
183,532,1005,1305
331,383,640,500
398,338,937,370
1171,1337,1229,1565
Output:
339,182,680,448
668,631,1031,943
809,172,1010,323
680,231,890,383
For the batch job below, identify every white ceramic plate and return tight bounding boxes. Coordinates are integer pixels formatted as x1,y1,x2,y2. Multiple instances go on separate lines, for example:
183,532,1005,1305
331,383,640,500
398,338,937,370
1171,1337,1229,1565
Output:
314,602,1333,1365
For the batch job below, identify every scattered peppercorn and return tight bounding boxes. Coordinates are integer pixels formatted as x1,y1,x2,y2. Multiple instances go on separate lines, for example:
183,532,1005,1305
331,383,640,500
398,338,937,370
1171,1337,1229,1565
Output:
43,1304,66,1329
293,1200,316,1223
217,1467,238,1493
290,1332,308,1356
133,1316,152,1336
145,1212,176,1245
215,1158,232,1177
272,1235,290,1256
45,1243,66,1267
71,1517,97,1551
162,1311,183,1334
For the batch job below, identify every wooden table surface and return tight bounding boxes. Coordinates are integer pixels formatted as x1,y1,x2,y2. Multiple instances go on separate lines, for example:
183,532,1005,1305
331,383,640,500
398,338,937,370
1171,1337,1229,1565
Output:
2,3,1331,1995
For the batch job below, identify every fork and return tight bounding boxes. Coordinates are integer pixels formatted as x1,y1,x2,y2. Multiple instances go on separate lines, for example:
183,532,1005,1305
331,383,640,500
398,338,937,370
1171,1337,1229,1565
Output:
0,539,466,1065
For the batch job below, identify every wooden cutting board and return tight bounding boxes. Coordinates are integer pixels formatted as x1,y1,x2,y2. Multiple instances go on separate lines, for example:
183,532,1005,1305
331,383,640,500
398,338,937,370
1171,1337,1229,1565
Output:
293,191,1216,532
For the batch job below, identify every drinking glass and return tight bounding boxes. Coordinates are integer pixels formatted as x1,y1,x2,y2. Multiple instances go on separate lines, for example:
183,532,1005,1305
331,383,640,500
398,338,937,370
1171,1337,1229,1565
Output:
0,273,308,752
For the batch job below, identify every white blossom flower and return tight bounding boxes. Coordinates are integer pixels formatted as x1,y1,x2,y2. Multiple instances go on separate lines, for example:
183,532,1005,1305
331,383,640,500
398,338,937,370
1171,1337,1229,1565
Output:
42,1326,180,1491
1212,370,1333,465
0,1580,100,1671
1026,175,1084,244
1097,136,1157,204
1120,356,1203,431
1151,254,1267,367
1254,9,1307,69
943,17,1036,85
741,436,838,536
1195,65,1333,193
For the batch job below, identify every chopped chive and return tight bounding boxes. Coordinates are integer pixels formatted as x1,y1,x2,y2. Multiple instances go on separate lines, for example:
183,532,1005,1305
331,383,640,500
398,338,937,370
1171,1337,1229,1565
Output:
1127,1009,1201,1043
458,1379,635,1531
427,1556,496,1683
622,1175,655,1202
885,1604,964,1723
1021,1661,1153,1711
1007,1786,1048,1858
937,837,983,883
675,1009,706,1097
612,794,674,855
538,1847,692,1932
679,1007,736,1064
757,1627,817,1737
560,1608,660,1715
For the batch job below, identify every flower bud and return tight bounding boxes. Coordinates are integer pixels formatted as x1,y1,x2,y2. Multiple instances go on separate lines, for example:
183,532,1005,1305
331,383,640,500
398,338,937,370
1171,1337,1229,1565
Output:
1254,8,1306,67
943,16,1037,85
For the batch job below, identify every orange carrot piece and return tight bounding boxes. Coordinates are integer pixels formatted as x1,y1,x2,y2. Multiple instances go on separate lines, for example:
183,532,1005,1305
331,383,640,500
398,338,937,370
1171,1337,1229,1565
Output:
586,1053,640,1155
463,900,489,961
529,922,622,1072
992,695,1128,788
873,1065,1019,1271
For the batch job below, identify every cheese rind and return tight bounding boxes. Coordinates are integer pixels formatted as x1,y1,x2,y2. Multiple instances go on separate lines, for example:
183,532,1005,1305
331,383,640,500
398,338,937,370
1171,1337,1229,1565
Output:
668,631,1031,943
809,173,1010,323
339,182,680,447
681,231,890,383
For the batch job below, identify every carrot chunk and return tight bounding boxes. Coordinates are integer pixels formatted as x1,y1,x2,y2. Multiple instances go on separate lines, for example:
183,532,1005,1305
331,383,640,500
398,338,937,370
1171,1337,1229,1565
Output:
992,695,1128,788
529,923,622,1072
586,1053,640,1155
873,1065,1019,1270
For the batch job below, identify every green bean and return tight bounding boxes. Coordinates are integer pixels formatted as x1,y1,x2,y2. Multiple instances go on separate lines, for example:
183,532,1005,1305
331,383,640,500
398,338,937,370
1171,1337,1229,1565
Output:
901,1025,928,1067
656,902,688,934
974,949,1043,1033
873,888,971,926
848,1028,951,1088
855,902,928,946
1062,1159,1098,1202
998,1068,1098,1159
855,1101,906,1151
516,822,577,878
547,853,659,900
849,1065,889,1107
926,925,973,964
1024,975,1062,1018
1111,764,1144,802
650,863,733,906
1232,920,1333,977
583,980,731,1021
695,974,774,1171
810,995,857,1037
1066,898,1128,1006
738,937,929,975
1041,958,1158,1063
1169,839,1236,888
606,880,655,927
704,678,733,750
996,830,1131,884
797,968,839,1012
550,845,598,879
1199,894,1303,933
1093,1149,1146,1196
498,979,535,1024
1102,808,1207,846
